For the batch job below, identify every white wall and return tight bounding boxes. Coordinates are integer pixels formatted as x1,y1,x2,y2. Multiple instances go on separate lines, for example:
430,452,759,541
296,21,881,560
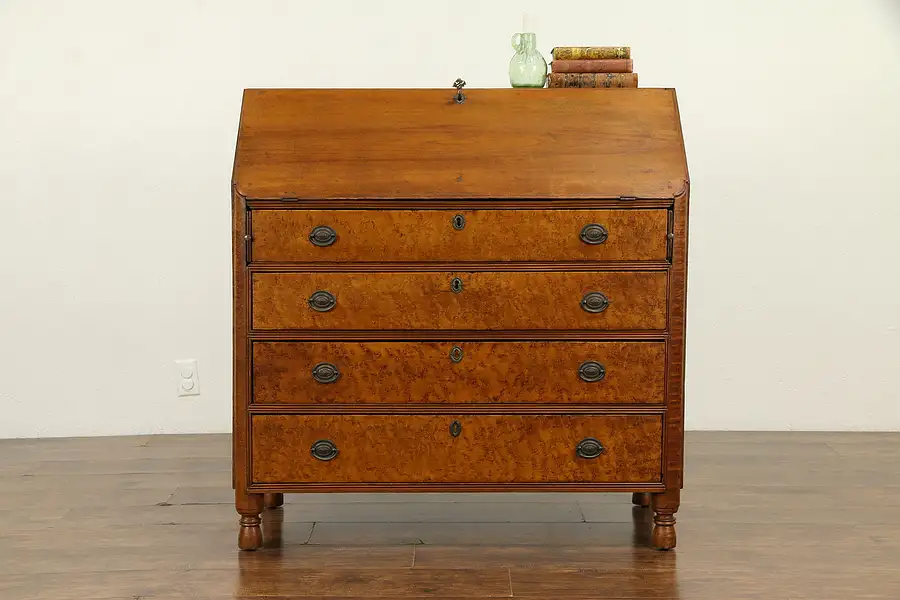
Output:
1,0,899,438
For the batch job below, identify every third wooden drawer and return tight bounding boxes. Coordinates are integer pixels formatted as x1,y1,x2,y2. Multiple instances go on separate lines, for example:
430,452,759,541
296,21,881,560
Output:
253,341,666,405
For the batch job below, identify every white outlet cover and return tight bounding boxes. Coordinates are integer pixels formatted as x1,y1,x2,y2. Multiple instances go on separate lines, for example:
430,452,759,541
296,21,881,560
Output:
175,359,200,396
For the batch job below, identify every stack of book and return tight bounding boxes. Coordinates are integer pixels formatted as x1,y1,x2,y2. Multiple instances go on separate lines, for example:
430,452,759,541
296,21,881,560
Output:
548,46,637,88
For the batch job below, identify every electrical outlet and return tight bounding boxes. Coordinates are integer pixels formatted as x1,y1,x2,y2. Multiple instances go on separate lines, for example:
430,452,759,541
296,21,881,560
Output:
175,359,200,397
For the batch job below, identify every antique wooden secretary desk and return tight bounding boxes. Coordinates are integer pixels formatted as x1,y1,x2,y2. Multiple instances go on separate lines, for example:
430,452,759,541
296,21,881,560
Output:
231,84,689,551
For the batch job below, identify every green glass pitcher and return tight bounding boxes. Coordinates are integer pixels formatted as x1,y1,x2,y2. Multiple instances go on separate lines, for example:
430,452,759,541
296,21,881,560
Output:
509,32,547,88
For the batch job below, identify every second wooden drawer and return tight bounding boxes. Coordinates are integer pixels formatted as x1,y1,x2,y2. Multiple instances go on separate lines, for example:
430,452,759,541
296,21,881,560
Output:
253,341,666,404
251,271,667,330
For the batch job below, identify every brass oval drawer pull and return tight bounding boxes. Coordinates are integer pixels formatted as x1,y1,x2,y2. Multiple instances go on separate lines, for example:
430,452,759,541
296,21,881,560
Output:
312,362,341,384
452,214,466,230
449,346,464,363
576,437,605,459
308,290,336,312
578,361,606,382
450,277,464,294
311,439,339,461
580,223,609,245
309,225,337,247
580,292,609,313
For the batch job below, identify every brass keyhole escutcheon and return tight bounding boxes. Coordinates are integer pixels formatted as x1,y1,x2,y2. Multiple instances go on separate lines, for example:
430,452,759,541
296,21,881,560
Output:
450,277,463,294
450,346,464,363
452,214,466,230
450,420,462,437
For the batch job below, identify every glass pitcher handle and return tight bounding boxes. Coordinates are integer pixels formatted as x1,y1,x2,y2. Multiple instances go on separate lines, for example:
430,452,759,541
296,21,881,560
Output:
511,33,521,51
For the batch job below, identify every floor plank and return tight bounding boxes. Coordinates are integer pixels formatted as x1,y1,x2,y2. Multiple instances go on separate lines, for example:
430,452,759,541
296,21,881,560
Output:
2,544,414,576
510,565,900,599
25,456,229,476
0,566,515,600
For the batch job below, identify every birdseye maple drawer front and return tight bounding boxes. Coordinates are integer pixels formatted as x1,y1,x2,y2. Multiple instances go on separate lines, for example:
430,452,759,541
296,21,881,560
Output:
250,209,669,263
250,414,663,484
251,271,667,330
252,341,666,405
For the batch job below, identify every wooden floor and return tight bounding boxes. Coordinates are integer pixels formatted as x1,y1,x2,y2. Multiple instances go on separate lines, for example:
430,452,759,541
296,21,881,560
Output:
2,432,899,599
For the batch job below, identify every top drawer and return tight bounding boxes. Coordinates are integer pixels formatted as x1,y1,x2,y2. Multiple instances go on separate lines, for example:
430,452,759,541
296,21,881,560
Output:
250,209,668,263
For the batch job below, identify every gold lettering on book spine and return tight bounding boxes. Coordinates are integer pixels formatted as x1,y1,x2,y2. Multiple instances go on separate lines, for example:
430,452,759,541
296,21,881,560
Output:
547,73,637,88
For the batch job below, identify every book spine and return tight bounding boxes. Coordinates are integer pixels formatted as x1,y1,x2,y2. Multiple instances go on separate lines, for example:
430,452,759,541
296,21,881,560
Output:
547,73,639,88
551,46,631,60
551,59,633,73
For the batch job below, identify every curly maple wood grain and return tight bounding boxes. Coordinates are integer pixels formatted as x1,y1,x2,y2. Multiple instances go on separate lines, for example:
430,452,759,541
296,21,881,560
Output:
250,209,668,263
250,414,662,484
232,89,688,199
252,341,666,405
251,272,667,331
663,193,689,488
232,191,251,496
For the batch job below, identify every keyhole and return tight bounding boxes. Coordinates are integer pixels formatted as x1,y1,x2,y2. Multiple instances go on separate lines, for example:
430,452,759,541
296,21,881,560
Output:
450,277,463,293
450,420,462,437
452,214,466,230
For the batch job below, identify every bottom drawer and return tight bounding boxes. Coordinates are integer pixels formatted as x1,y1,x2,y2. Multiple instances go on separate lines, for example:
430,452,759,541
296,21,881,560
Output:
251,414,662,484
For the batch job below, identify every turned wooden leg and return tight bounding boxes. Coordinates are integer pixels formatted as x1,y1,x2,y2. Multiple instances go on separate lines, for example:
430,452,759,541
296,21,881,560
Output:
236,491,264,551
651,489,680,551
632,492,651,508
264,493,284,509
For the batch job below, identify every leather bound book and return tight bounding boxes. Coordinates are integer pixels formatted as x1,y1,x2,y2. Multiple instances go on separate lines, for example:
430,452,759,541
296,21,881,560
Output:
552,46,631,60
551,59,633,73
548,72,639,88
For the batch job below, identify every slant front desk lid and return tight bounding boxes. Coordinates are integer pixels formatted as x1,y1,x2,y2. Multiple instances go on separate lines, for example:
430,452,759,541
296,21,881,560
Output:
232,88,688,200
